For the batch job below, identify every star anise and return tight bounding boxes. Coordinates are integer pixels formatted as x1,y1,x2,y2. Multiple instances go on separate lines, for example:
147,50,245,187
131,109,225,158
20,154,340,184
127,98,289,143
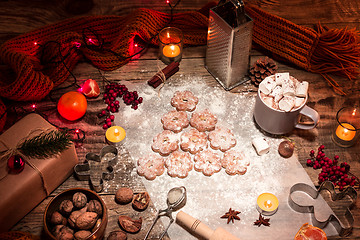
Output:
254,213,270,227
220,208,241,224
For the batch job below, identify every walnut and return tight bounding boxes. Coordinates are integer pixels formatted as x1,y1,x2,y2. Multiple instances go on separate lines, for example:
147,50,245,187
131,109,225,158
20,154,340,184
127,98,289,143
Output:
68,210,82,229
87,199,103,216
53,225,74,240
107,230,127,240
278,140,295,158
132,192,150,211
118,215,142,233
73,192,87,208
115,187,133,204
76,212,98,230
50,211,67,225
74,230,92,240
59,200,74,216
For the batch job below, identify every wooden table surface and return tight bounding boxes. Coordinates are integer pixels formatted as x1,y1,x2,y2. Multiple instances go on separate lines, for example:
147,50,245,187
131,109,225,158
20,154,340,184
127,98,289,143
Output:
0,0,360,239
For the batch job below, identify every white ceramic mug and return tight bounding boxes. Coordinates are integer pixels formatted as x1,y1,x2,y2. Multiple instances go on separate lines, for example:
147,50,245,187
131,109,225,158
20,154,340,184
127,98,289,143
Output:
253,91,320,135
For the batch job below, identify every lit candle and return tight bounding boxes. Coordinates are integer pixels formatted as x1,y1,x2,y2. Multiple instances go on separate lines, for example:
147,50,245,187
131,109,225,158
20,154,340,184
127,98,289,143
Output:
163,45,181,58
256,193,279,216
106,126,126,144
335,123,356,141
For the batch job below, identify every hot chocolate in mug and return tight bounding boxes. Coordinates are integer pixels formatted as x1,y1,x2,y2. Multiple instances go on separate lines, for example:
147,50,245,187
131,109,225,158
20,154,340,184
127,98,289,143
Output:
253,90,320,135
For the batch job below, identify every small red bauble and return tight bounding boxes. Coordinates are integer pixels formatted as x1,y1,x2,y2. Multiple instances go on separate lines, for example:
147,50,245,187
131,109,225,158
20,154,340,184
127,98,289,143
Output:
81,79,100,98
57,91,87,121
7,155,25,173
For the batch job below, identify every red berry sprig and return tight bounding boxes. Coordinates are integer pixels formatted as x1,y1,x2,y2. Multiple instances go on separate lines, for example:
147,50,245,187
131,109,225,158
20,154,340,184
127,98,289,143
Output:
98,82,143,129
306,145,359,191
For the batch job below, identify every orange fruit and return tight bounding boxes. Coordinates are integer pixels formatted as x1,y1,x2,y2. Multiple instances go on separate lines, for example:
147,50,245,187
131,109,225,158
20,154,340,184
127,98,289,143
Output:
294,223,327,240
57,91,87,121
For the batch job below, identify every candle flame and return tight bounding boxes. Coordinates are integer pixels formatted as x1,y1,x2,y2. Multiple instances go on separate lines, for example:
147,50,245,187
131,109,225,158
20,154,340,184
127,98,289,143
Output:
114,128,120,136
352,109,356,116
264,200,272,208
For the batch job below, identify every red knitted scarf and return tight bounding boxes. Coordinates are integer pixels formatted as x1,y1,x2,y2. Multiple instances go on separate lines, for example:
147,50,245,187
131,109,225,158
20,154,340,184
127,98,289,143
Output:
0,3,359,131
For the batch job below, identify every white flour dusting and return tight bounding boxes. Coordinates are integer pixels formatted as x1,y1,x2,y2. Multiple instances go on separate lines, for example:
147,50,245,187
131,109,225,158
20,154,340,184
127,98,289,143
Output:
113,76,337,240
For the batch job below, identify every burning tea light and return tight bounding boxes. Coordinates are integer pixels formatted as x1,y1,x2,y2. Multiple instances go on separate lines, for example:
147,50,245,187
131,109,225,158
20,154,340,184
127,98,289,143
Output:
256,193,279,216
335,123,356,141
106,126,126,144
158,27,183,64
332,107,360,147
163,44,181,58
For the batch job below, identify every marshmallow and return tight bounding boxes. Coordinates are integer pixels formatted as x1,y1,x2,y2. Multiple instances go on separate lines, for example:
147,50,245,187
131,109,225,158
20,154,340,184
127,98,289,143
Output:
282,83,295,97
259,76,276,95
252,137,270,156
279,96,295,112
275,72,290,85
269,85,283,102
295,81,309,98
295,97,305,108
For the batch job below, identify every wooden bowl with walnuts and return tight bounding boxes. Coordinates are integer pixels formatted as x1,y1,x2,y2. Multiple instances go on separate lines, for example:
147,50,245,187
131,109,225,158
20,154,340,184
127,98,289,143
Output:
43,188,107,240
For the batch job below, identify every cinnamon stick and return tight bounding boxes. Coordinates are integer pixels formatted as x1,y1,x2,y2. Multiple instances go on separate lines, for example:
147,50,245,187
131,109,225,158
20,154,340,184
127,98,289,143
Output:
148,62,180,88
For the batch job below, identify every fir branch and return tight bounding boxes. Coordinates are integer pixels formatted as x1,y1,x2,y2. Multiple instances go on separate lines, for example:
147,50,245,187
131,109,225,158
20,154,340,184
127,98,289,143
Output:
18,130,72,159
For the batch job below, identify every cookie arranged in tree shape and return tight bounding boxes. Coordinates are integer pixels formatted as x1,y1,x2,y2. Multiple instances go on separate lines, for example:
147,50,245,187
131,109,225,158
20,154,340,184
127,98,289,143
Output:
151,130,179,156
180,128,208,154
208,126,237,152
221,150,250,175
137,153,165,180
165,151,193,178
190,108,217,132
161,110,189,133
194,149,221,176
171,90,199,112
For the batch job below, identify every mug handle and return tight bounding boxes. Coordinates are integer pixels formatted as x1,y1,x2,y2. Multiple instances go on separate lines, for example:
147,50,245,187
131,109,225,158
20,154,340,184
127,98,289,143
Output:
295,105,320,130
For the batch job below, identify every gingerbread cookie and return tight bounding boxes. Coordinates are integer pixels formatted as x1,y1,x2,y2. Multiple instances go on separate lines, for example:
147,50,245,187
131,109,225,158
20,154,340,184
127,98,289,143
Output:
221,150,250,175
165,151,193,178
171,90,199,112
151,130,179,156
190,109,217,132
180,128,207,154
194,149,221,176
208,126,236,152
137,154,165,180
161,110,189,133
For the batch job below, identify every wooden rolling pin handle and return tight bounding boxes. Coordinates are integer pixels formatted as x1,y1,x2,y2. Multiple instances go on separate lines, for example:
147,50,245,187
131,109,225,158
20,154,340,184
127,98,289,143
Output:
176,211,242,240
176,210,214,239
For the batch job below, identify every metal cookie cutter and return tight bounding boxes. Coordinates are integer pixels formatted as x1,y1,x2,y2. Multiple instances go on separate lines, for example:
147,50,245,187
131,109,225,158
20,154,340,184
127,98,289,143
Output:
74,145,118,192
289,181,357,236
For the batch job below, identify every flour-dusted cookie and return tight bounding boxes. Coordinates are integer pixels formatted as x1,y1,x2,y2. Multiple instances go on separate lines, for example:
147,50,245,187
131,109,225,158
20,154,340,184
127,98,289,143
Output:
221,150,250,175
190,108,217,132
161,110,189,133
151,130,179,156
165,151,193,178
194,149,221,176
208,126,236,152
180,128,207,154
137,153,165,180
171,90,199,112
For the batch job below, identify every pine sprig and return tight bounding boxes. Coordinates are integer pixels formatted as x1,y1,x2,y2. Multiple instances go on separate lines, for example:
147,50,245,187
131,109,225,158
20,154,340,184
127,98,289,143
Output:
18,130,72,159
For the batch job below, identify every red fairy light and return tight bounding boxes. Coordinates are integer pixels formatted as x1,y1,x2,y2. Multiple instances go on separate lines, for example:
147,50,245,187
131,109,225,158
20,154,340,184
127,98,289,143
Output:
31,104,36,111
166,0,170,4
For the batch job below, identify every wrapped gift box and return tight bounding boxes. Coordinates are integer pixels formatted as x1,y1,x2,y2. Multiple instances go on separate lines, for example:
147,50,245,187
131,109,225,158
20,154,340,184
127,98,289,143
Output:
0,113,78,232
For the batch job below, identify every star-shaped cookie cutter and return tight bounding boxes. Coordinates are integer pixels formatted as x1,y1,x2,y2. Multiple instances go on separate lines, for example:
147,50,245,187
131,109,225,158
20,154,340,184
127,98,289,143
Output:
289,181,357,236
74,145,118,192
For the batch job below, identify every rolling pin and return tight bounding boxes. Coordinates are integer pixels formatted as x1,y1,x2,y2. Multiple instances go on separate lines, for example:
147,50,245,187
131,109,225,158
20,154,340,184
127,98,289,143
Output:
176,211,241,240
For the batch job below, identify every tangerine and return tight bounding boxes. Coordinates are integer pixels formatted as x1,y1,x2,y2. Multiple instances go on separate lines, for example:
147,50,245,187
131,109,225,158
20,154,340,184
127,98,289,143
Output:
57,91,87,121
294,223,327,240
